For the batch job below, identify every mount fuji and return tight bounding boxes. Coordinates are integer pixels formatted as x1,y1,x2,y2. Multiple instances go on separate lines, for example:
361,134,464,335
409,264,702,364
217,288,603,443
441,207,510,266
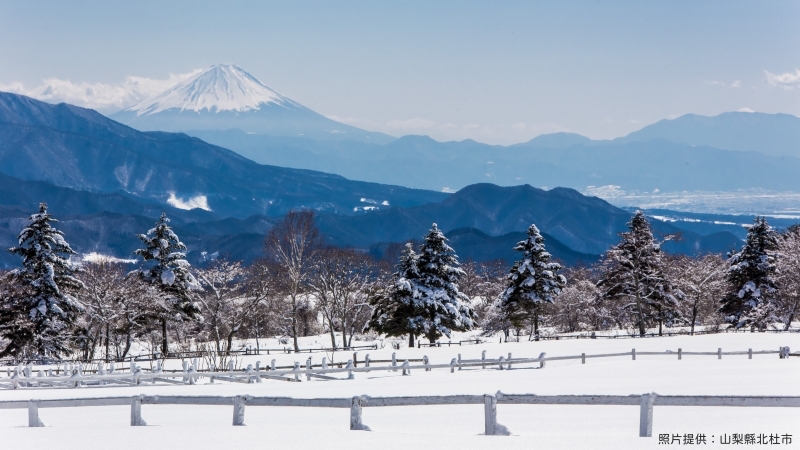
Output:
111,64,393,143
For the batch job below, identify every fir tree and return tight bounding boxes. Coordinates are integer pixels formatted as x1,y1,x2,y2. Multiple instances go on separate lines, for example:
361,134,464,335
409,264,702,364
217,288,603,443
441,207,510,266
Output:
597,211,682,336
412,224,475,343
368,242,423,346
720,217,780,330
500,224,566,337
0,203,84,360
132,213,201,355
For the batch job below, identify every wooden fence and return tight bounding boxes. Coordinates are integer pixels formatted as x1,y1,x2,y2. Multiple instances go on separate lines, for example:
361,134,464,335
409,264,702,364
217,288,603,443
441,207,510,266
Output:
2,392,799,437
1,346,791,391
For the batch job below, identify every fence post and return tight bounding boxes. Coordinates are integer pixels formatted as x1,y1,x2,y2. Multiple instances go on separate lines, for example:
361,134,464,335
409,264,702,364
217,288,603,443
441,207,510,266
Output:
392,352,397,372
482,350,487,369
401,360,410,376
507,353,512,370
346,360,355,379
748,348,752,359
632,348,636,360
270,359,276,371
484,394,497,435
497,356,505,370
718,348,722,360
350,396,369,431
364,354,370,372
678,348,682,360
28,400,44,427
353,352,358,367
306,358,312,381
423,355,430,371
254,361,262,383
538,352,546,368
450,358,456,373
582,353,586,364
233,396,246,426
639,393,656,437
131,395,147,426
457,353,462,370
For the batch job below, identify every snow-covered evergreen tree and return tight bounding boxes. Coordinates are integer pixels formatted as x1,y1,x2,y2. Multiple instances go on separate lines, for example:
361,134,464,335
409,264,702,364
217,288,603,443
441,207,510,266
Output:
597,211,683,336
368,242,422,346
499,224,566,336
132,213,201,354
411,224,475,343
720,216,780,330
0,203,84,360
369,225,475,344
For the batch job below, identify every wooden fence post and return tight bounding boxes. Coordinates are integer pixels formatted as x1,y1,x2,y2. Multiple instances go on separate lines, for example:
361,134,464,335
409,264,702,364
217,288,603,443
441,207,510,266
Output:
482,350,487,369
748,348,752,359
507,353,512,370
457,353,462,370
353,352,358,367
306,358,312,381
678,348,682,360
581,353,586,364
538,352,546,368
233,395,246,426
270,359,276,371
450,358,456,373
130,395,147,426
718,348,722,360
350,396,369,431
423,355,430,371
639,393,656,437
632,348,636,361
365,354,371,372
293,362,300,381
346,360,355,379
497,356,505,370
28,400,44,427
392,352,397,372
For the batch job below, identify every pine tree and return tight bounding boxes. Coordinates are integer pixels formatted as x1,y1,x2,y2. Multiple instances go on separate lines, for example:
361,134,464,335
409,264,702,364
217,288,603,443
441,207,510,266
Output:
500,224,566,337
597,211,683,336
133,213,201,355
412,224,475,343
0,203,84,360
370,224,476,345
368,243,422,346
720,217,780,330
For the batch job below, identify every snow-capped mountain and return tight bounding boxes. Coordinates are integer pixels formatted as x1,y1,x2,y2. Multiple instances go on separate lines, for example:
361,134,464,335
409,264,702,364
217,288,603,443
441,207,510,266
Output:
111,64,392,143
125,64,301,115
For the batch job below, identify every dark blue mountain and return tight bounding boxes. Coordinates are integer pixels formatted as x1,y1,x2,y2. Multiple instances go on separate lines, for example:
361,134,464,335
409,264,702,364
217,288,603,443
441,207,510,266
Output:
0,92,445,218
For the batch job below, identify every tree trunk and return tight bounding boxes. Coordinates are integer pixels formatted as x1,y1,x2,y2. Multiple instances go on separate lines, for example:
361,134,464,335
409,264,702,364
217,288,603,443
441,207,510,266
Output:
633,276,646,337
784,297,799,331
658,319,663,336
690,298,699,336
105,323,110,362
533,310,539,339
341,316,348,349
291,293,300,352
408,333,415,347
161,318,168,356
328,318,337,349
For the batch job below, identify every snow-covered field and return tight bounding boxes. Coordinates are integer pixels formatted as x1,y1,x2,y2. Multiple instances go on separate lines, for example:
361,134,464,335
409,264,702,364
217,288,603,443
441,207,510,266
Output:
2,332,799,449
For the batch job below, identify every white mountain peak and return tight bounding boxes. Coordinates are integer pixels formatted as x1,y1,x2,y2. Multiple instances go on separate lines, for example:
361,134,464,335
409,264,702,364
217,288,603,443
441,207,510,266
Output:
125,64,299,116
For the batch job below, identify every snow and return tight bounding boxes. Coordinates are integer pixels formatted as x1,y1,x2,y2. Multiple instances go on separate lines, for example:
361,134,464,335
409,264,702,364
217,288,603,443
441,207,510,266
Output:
123,64,301,116
2,332,799,449
166,193,212,211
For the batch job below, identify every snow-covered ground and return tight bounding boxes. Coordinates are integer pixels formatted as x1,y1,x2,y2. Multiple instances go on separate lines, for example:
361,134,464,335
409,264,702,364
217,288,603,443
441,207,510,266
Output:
2,332,799,449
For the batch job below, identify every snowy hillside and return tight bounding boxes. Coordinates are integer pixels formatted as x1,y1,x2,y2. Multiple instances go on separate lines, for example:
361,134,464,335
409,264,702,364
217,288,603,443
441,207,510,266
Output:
110,65,393,143
123,64,302,116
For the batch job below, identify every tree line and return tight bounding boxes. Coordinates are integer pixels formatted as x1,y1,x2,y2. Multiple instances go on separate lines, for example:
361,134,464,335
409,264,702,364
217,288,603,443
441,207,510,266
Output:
0,204,797,365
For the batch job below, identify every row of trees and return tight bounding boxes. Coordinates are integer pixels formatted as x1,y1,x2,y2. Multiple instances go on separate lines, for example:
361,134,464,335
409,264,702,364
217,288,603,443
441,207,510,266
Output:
0,204,797,364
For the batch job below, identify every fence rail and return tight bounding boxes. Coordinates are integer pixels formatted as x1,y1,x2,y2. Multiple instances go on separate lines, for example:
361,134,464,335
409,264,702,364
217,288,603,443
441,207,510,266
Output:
3,392,799,437
0,346,791,391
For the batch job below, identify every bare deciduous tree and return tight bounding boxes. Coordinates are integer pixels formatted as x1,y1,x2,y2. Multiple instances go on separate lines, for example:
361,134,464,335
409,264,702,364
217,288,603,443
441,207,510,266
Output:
264,210,322,352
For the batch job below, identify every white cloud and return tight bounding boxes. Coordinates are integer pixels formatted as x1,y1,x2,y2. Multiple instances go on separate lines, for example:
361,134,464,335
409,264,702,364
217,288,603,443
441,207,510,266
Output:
764,69,800,90
738,107,755,113
583,185,626,198
0,69,202,111
706,80,741,88
167,193,212,211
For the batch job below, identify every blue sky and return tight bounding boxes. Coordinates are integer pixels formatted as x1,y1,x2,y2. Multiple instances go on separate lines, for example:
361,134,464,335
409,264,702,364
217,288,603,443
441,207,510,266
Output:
1,0,798,144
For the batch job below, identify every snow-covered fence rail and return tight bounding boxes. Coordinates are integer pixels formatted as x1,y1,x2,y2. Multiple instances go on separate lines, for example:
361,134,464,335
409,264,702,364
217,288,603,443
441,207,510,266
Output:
0,347,789,390
3,392,800,437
